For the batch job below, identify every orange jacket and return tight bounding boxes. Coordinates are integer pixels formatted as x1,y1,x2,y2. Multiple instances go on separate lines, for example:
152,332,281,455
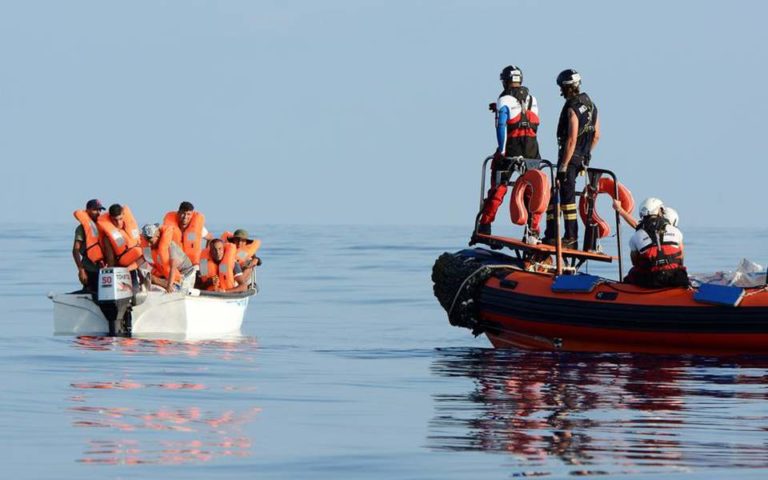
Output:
221,231,261,267
163,211,205,265
199,243,237,291
73,210,104,264
97,206,142,268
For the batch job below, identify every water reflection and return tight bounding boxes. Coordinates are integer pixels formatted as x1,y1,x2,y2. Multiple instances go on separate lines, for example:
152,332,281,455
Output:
429,349,768,476
68,336,260,466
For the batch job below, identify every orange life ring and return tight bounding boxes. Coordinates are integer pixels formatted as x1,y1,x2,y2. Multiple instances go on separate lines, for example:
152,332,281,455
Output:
578,177,634,238
509,169,550,232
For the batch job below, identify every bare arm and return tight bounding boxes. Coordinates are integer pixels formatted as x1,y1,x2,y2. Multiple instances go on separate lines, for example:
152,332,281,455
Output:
167,257,181,292
103,240,116,267
72,239,88,285
225,275,249,293
612,199,638,229
591,115,601,151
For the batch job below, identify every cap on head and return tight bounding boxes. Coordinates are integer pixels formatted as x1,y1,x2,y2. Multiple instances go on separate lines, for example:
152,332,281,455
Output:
108,204,123,217
86,199,105,210
232,229,250,240
500,65,523,84
178,201,194,213
639,197,664,218
141,223,160,239
556,69,581,88
663,207,679,227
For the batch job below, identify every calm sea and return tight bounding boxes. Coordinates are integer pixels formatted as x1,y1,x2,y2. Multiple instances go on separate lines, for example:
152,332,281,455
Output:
2,223,768,479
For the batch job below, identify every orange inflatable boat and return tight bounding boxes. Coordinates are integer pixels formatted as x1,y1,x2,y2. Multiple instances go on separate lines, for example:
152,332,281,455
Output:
434,158,768,355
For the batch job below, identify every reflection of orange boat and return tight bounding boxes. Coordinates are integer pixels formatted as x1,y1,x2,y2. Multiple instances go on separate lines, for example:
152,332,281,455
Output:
435,159,768,355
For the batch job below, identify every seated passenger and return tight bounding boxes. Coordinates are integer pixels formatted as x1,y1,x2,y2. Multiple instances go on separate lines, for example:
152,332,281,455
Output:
623,197,689,288
196,239,249,293
613,199,680,229
98,204,143,270
141,223,196,293
162,201,214,265
223,229,262,285
73,199,106,293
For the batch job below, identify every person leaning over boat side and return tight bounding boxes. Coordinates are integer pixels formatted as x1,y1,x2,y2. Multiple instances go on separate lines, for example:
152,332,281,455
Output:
72,199,106,292
623,197,689,288
98,203,144,270
612,199,680,230
196,239,249,293
542,69,601,249
162,201,213,266
141,223,197,293
475,65,541,238
223,228,262,285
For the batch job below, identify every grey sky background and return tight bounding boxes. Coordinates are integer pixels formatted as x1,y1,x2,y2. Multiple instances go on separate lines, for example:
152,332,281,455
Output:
1,1,765,227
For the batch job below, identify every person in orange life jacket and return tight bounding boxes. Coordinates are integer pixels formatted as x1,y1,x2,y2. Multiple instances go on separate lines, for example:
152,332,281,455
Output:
100,203,143,270
162,201,214,265
623,198,689,288
195,239,248,293
226,229,262,284
141,223,196,293
476,65,541,237
72,198,106,292
543,69,601,249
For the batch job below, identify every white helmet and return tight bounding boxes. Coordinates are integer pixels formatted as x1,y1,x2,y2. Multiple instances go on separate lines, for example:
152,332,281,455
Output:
663,207,679,227
639,197,664,218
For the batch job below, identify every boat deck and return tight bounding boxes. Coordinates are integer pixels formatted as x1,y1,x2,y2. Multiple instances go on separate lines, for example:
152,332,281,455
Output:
473,233,614,263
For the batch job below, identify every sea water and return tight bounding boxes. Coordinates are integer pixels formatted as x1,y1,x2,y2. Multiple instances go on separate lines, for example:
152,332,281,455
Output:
2,223,768,479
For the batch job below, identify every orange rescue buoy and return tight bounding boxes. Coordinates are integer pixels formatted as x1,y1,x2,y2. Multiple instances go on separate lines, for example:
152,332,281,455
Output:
579,177,634,238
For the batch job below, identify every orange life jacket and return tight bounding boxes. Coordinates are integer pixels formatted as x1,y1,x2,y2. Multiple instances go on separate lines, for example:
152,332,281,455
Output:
163,211,205,265
221,231,262,267
145,225,182,285
73,210,104,264
199,243,237,291
97,206,143,268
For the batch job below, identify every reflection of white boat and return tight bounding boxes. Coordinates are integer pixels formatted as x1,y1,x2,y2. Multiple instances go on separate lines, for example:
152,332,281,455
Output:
49,268,256,338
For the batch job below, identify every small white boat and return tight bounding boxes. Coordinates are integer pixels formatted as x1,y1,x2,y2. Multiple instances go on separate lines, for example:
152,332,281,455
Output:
50,268,256,339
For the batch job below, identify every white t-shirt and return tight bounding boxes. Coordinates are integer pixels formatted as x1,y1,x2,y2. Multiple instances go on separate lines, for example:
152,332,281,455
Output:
497,93,539,121
629,225,683,253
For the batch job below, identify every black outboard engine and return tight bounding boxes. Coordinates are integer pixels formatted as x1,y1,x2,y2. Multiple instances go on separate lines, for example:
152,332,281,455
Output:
97,267,134,336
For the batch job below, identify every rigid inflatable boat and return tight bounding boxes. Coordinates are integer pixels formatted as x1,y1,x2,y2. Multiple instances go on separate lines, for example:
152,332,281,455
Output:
432,157,768,354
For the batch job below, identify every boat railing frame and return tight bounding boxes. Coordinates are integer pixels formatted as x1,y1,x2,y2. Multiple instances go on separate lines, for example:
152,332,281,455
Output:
475,155,625,280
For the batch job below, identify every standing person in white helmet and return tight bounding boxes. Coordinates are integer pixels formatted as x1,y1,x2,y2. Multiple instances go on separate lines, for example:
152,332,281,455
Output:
474,65,541,239
543,69,601,249
623,197,689,288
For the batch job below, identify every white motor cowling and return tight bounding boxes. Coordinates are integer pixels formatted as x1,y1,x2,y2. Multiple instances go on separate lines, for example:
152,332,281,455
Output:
98,268,133,301
97,267,134,336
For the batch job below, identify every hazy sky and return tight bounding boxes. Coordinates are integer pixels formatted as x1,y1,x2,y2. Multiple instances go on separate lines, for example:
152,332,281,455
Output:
1,0,766,227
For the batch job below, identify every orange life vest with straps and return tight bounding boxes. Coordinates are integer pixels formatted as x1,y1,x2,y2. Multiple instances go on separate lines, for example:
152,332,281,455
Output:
163,211,205,265
199,243,237,291
97,206,143,268
504,87,540,138
144,225,182,285
634,217,685,274
73,210,104,264
221,231,262,267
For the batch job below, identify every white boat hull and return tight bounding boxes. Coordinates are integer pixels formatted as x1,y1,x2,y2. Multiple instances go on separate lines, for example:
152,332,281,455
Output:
51,289,255,339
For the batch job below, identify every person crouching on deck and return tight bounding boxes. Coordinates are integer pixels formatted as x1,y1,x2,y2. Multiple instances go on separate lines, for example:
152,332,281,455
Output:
141,223,197,293
622,197,689,288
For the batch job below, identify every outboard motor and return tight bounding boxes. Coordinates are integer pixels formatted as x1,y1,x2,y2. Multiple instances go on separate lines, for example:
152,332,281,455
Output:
97,267,134,336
